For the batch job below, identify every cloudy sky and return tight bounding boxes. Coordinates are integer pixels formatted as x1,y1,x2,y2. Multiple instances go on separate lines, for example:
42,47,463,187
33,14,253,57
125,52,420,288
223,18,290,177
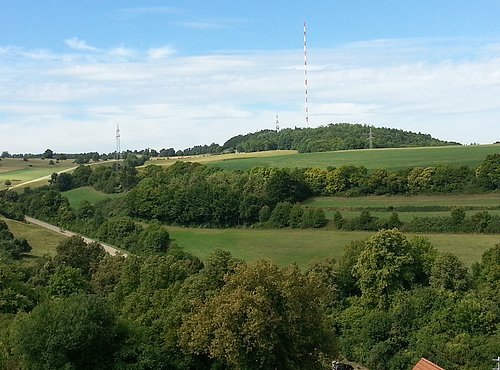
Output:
1,0,500,153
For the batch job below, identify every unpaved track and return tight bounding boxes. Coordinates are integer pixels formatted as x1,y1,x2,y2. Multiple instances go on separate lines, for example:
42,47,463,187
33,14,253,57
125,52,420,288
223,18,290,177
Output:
8,160,118,189
25,216,126,256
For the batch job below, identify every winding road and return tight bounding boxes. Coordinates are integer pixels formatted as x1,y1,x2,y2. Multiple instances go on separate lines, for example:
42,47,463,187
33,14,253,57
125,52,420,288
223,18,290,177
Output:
25,216,126,256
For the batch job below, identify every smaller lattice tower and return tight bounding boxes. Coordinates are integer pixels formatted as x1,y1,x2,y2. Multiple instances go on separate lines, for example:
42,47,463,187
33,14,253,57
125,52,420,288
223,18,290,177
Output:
276,114,280,132
368,127,374,149
115,124,121,161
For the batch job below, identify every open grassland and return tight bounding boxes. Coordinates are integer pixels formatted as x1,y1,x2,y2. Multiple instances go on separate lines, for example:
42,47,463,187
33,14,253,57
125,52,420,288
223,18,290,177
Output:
5,216,497,268
305,193,500,221
0,158,76,190
168,226,499,268
63,186,125,208
3,217,66,257
195,144,500,171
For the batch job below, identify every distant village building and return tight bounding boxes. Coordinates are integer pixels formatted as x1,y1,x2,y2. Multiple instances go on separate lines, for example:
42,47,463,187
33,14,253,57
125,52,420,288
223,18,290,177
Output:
412,358,445,370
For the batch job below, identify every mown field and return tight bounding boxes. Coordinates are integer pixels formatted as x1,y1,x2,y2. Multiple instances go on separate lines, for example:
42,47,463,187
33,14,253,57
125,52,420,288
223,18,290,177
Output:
304,193,500,221
156,226,500,268
168,144,500,171
0,158,76,190
63,186,125,208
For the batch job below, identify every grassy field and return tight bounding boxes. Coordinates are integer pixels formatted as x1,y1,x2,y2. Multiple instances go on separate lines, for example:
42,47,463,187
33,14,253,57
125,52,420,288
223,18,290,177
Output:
63,186,125,208
162,144,500,171
167,226,499,268
0,158,76,190
304,193,500,221
4,216,497,268
3,217,66,257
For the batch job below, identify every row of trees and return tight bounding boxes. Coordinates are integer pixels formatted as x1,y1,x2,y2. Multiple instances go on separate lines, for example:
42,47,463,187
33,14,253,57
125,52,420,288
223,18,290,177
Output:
1,123,461,163
127,162,311,227
1,227,499,369
126,155,499,228
2,154,499,232
333,208,500,234
256,201,327,228
50,157,142,193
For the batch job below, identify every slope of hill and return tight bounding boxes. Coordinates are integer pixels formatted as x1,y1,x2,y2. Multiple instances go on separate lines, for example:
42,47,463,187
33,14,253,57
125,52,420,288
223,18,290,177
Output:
206,144,499,171
222,123,460,153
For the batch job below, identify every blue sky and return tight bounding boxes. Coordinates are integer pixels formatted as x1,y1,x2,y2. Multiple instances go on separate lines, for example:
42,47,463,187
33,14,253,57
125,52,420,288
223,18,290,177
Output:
1,1,500,152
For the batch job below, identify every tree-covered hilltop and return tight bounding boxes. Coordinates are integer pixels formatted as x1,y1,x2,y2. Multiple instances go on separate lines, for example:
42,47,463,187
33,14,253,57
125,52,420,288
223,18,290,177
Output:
222,123,460,153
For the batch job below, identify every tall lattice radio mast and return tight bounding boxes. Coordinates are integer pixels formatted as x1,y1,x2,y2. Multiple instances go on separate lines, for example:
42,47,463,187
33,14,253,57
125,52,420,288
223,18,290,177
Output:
115,124,121,161
303,21,309,126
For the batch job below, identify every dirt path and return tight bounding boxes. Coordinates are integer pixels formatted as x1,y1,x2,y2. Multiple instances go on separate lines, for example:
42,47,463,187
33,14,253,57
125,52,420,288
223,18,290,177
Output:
8,166,78,189
25,216,126,256
8,160,118,190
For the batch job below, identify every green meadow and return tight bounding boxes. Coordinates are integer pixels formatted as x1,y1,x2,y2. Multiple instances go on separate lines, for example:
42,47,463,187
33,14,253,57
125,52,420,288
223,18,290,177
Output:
63,186,125,208
203,144,500,171
6,215,498,269
166,226,499,268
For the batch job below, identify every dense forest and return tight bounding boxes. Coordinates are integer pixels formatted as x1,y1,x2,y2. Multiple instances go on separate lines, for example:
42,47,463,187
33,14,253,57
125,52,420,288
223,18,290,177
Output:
221,123,460,153
1,224,499,369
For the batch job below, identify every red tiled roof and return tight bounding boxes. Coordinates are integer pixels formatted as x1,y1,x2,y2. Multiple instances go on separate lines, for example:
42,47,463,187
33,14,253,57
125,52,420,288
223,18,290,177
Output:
412,358,445,370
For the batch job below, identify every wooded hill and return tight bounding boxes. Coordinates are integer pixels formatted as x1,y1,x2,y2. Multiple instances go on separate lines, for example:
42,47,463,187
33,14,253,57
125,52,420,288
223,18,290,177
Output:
221,123,460,153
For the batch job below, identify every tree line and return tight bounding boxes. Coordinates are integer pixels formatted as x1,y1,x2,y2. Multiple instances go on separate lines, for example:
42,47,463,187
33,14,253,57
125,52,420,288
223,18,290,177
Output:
2,154,498,231
127,154,499,228
333,208,500,234
4,123,460,161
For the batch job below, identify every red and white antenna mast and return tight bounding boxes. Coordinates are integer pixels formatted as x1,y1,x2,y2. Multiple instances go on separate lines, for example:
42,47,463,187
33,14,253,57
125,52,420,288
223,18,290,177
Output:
303,21,309,126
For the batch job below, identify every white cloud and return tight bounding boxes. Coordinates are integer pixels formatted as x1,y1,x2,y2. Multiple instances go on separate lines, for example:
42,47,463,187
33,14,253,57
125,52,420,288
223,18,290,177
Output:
147,46,176,60
108,46,136,59
2,38,500,152
65,37,100,52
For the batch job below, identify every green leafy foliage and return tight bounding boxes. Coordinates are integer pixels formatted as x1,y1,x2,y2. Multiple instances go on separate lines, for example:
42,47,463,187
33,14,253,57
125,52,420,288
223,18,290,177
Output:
179,260,336,369
11,294,123,370
54,235,106,278
353,229,436,307
0,220,31,260
222,123,457,153
475,153,500,190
